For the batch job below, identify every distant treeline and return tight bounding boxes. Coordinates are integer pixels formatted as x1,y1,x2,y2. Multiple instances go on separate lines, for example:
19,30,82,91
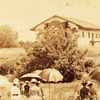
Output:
0,24,34,48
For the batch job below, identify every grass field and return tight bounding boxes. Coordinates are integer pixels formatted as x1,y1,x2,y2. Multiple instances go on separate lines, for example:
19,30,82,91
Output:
0,48,26,65
0,48,26,58
0,80,99,100
41,81,81,100
0,81,81,100
0,47,100,100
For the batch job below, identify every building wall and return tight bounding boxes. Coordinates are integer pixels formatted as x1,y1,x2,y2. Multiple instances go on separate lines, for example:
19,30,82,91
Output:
77,29,100,47
34,17,100,47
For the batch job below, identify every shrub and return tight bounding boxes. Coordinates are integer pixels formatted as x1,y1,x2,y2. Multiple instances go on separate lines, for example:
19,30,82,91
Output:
84,60,95,68
0,55,33,80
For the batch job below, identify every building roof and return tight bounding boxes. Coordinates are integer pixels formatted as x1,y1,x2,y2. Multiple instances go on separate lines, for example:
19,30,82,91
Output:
30,15,100,31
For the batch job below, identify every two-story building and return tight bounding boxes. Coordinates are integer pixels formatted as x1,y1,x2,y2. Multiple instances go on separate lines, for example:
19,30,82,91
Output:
30,15,100,48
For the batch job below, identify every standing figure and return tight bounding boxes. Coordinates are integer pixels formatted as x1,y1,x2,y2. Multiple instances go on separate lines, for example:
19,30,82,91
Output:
88,82,97,100
24,81,30,98
80,81,89,100
19,81,24,95
36,81,45,100
11,79,22,100
29,79,42,100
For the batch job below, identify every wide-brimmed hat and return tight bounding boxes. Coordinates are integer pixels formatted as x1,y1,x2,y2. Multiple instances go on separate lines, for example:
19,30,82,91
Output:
13,78,19,82
82,81,87,86
25,81,29,83
88,81,93,86
13,81,19,85
20,81,24,84
13,78,19,85
31,79,37,83
37,81,41,84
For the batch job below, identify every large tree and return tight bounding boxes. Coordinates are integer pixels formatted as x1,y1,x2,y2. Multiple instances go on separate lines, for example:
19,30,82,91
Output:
0,25,18,48
28,27,87,81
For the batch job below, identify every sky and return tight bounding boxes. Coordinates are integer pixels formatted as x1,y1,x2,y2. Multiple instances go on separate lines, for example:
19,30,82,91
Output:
0,0,100,41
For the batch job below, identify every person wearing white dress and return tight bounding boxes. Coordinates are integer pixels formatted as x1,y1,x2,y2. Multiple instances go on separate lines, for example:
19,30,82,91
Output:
11,79,22,100
29,79,42,100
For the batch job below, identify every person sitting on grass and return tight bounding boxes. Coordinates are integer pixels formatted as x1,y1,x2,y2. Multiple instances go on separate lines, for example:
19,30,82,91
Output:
80,81,89,100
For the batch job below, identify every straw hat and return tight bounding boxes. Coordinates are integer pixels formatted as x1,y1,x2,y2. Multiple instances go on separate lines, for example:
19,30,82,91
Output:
13,78,19,82
37,81,41,84
31,79,37,83
81,80,88,86
13,80,19,85
25,81,29,83
88,81,93,86
20,81,24,84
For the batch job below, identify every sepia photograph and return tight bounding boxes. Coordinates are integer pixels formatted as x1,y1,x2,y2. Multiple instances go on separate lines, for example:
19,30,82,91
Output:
0,0,100,100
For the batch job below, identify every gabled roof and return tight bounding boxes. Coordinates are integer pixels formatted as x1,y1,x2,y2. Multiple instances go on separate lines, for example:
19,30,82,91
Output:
30,15,100,31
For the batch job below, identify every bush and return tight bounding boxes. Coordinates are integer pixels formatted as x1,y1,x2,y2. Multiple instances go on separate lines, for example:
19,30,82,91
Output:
0,55,33,80
84,60,95,68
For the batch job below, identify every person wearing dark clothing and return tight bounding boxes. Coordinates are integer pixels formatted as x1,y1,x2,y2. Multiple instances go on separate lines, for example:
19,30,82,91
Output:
19,81,24,95
88,82,97,100
80,82,89,100
24,81,30,98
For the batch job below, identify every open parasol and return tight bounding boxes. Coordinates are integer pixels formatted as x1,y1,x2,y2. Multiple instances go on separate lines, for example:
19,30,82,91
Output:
39,68,63,82
39,68,63,100
89,67,100,96
89,67,100,82
20,73,41,81
32,70,42,75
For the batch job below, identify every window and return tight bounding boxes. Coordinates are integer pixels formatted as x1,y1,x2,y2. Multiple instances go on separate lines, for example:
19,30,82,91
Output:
65,22,68,28
44,23,48,28
88,32,90,38
96,34,98,38
65,32,67,37
92,33,94,40
82,32,84,37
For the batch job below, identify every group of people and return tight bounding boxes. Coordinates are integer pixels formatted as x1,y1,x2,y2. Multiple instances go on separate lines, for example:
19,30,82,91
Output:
10,78,97,100
79,81,97,100
11,78,45,100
